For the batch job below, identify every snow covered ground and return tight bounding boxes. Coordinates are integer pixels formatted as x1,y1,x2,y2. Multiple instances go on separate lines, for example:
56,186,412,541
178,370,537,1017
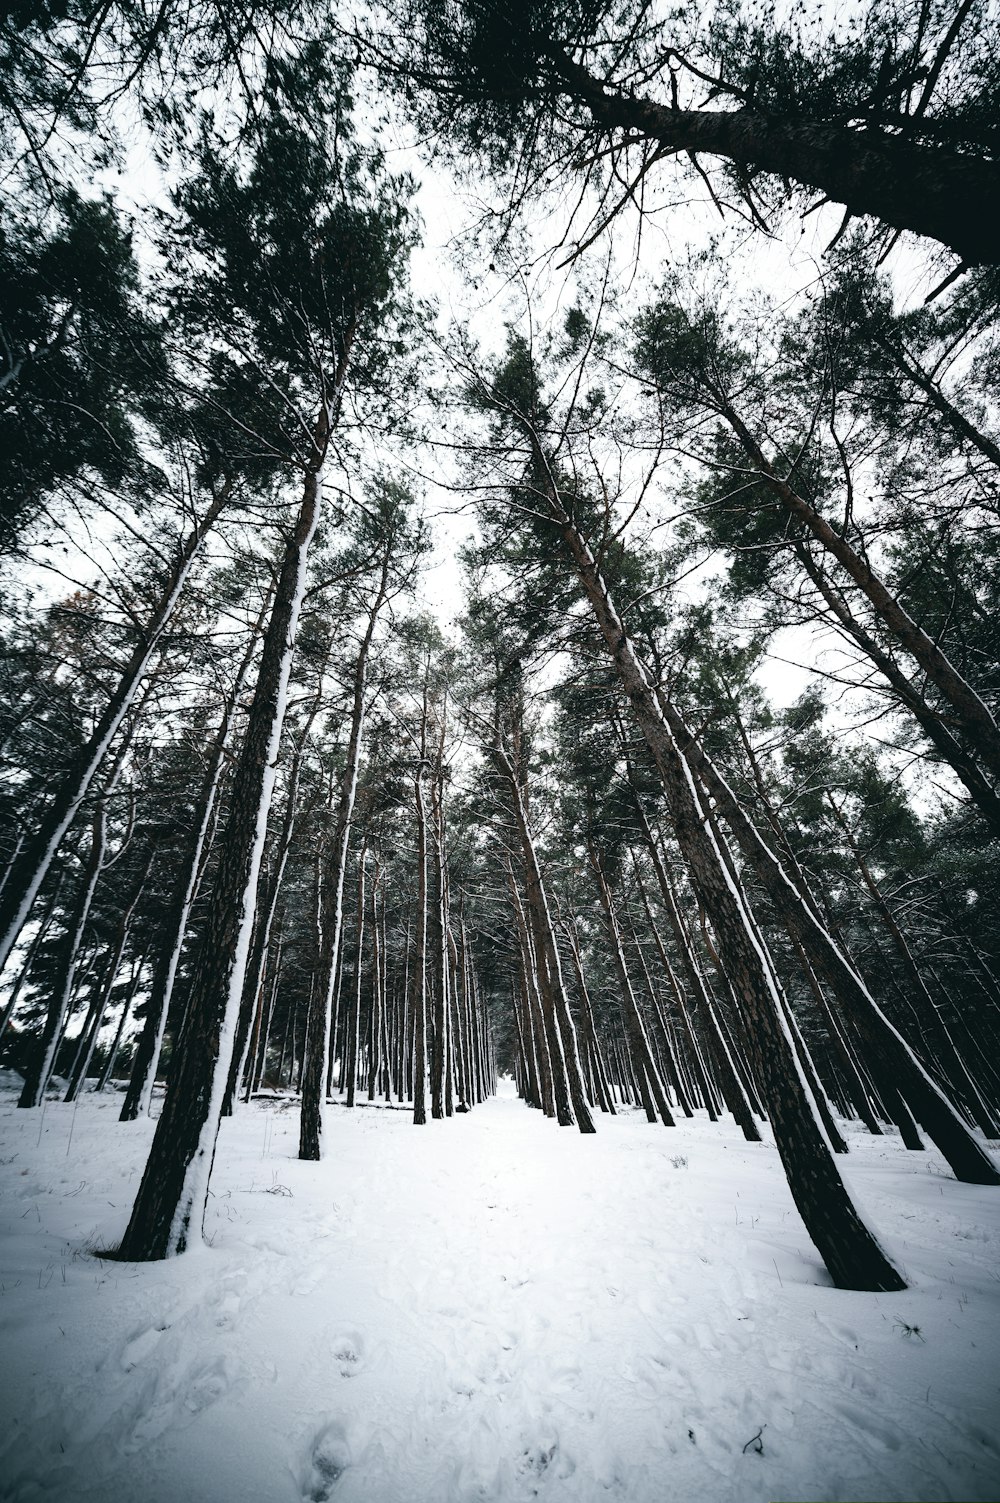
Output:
1,1073,999,1503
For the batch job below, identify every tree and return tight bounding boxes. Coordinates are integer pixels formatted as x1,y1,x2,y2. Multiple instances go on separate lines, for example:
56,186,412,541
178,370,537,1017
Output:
0,190,164,550
634,291,1000,826
382,0,1000,265
116,90,419,1259
460,322,988,1289
298,483,426,1159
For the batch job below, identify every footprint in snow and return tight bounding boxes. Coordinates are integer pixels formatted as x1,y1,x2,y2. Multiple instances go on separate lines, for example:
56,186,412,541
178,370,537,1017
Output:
301,1419,351,1501
518,1435,574,1488
331,1329,364,1377
120,1323,168,1371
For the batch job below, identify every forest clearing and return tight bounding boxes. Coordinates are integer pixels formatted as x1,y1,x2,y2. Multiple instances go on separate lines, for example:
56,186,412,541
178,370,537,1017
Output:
2,1074,999,1503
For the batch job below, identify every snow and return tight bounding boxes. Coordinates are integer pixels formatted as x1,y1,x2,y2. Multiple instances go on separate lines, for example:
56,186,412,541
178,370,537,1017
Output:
1,1073,999,1503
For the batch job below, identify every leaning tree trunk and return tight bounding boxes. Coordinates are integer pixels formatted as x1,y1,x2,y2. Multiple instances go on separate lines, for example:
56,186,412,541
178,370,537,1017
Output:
548,48,1000,267
562,917,616,1115
548,485,906,1289
225,685,323,1118
299,554,391,1158
632,807,760,1141
626,906,693,1117
0,872,65,1048
19,803,108,1108
0,479,232,979
96,946,149,1092
633,864,718,1121
494,741,595,1133
117,402,332,1261
679,724,1000,1184
508,866,560,1118
64,850,151,1102
830,800,1000,1140
120,591,269,1123
590,848,674,1128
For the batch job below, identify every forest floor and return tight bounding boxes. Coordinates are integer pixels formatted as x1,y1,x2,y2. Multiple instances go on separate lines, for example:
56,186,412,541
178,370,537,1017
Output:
1,1074,999,1503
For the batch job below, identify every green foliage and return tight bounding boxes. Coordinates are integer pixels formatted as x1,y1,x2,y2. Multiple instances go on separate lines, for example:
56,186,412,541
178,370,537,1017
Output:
167,89,422,470
0,191,165,548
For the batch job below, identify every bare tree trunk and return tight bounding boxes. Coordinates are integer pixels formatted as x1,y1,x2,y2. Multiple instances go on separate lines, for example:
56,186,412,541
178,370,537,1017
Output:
120,596,269,1123
590,848,673,1127
678,713,998,1184
411,682,430,1126
551,496,906,1289
345,850,367,1110
117,391,334,1261
95,946,149,1093
299,553,390,1158
19,803,108,1108
0,873,65,1048
494,743,594,1132
562,918,616,1115
0,480,232,977
829,797,999,1140
64,850,151,1101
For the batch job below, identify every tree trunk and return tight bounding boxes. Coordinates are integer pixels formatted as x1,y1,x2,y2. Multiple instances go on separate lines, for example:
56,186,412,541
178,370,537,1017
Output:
346,852,368,1110
119,596,268,1123
19,803,108,1108
117,398,331,1261
548,48,1000,266
64,850,151,1101
590,847,674,1127
411,686,430,1127
562,918,616,1115
494,741,595,1133
0,480,232,977
96,945,149,1092
0,873,65,1048
677,710,998,1183
299,554,390,1158
552,500,905,1289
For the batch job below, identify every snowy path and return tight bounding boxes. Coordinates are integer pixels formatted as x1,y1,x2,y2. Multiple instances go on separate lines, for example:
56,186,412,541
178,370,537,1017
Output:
1,1077,999,1501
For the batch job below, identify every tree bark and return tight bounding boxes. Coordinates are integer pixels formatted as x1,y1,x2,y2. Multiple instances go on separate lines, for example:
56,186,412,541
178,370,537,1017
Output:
19,803,107,1108
119,594,268,1123
550,495,906,1288
547,48,1000,266
299,552,391,1157
0,480,232,977
117,397,331,1261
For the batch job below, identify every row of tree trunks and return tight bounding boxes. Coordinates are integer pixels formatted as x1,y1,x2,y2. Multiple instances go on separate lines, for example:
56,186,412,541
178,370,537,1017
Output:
119,596,270,1123
492,736,595,1134
64,848,154,1102
116,389,336,1260
524,444,909,1288
0,479,233,979
671,716,1000,1184
299,549,393,1159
